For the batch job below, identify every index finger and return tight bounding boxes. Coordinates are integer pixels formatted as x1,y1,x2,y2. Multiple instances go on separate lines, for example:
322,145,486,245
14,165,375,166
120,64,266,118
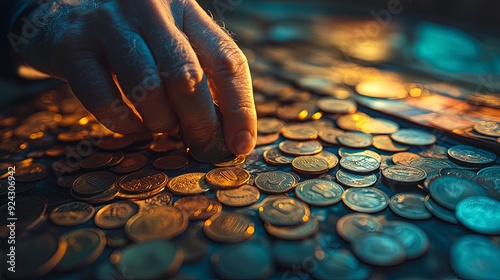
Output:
180,1,257,155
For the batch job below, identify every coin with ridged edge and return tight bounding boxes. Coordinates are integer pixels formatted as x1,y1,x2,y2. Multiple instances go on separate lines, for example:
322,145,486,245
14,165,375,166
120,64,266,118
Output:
73,171,117,196
259,196,310,226
254,171,297,193
340,155,380,174
49,201,95,226
335,169,377,188
203,212,255,243
294,179,344,206
447,145,496,167
205,167,250,189
342,187,389,213
382,165,427,185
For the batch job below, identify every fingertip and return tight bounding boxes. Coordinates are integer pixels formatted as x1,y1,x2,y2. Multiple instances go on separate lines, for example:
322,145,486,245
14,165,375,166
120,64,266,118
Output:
230,130,256,155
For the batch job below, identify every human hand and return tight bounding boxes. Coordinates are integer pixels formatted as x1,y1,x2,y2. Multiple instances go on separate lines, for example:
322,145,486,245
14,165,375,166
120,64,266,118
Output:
16,0,256,156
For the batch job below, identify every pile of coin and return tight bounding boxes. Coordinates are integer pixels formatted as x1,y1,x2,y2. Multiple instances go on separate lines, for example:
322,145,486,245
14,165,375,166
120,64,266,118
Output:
2,51,500,280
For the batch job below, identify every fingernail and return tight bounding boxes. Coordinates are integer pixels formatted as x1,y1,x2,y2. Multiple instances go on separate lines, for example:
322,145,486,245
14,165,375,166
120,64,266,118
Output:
232,131,255,155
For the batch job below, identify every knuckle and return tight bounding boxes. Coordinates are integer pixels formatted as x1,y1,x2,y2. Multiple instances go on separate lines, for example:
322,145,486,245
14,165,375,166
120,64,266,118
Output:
213,41,249,77
170,62,204,93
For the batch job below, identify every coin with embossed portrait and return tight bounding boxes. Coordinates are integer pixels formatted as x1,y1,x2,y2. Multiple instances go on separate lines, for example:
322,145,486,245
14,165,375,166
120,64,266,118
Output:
203,212,255,243
205,167,250,189
94,201,139,229
216,184,260,207
49,201,95,226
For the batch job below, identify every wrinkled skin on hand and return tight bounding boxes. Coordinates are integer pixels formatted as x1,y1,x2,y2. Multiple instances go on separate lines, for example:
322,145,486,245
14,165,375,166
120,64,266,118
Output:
17,0,256,155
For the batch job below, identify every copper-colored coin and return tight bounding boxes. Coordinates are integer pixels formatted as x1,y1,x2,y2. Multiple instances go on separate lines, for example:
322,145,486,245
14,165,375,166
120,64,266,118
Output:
256,132,280,146
167,172,210,195
216,184,261,207
107,152,125,167
125,206,188,242
259,196,310,226
264,218,319,240
117,185,166,200
211,154,246,167
118,169,168,193
337,131,373,149
136,192,173,211
71,183,120,203
473,121,500,137
205,167,250,189
203,212,255,243
254,171,297,193
15,162,47,182
174,195,222,220
110,153,147,173
372,135,409,152
72,171,117,196
49,201,95,226
257,117,286,134
279,140,323,156
94,201,139,229
149,133,181,153
292,156,329,175
392,152,421,165
54,228,106,272
318,127,344,145
263,147,295,165
153,155,189,170
80,152,113,169
282,124,318,140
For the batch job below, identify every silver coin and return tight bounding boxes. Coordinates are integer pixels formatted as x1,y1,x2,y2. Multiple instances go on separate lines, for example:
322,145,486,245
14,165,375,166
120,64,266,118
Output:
335,169,377,188
278,140,323,156
254,171,297,193
455,196,500,235
263,147,295,165
423,195,458,224
448,145,496,166
475,176,500,200
429,176,486,210
311,248,371,280
450,235,500,280
338,147,382,163
340,155,380,174
477,165,500,177
337,131,373,149
389,193,432,220
294,179,344,206
351,232,406,266
439,168,477,180
390,129,437,146
382,165,427,185
381,221,429,259
408,158,455,178
341,187,389,213
336,213,382,242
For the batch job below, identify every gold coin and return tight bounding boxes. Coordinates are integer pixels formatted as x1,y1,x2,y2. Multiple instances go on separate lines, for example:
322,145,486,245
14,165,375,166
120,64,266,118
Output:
392,152,421,165
71,183,120,204
216,184,261,207
473,121,500,137
125,206,188,242
264,218,319,240
203,212,255,243
72,171,117,196
318,127,344,145
211,154,246,167
54,228,106,272
337,131,373,149
257,117,286,134
167,172,210,195
205,167,250,189
292,156,329,175
313,150,339,169
373,135,409,152
117,185,166,200
258,196,310,226
174,195,222,220
49,201,95,226
94,201,139,229
263,147,295,165
254,171,297,193
279,140,323,156
355,80,408,99
118,169,168,194
316,97,357,114
281,124,318,140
